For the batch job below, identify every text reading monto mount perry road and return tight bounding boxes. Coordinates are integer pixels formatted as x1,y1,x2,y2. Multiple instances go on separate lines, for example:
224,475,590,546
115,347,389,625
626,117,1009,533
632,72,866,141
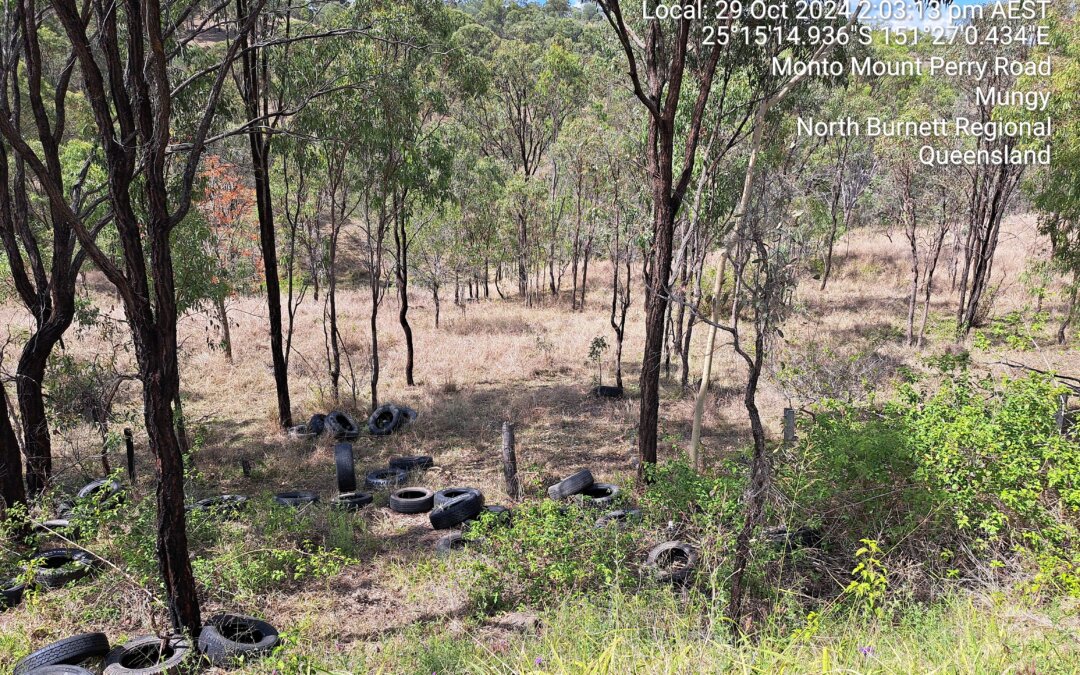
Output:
641,0,1053,166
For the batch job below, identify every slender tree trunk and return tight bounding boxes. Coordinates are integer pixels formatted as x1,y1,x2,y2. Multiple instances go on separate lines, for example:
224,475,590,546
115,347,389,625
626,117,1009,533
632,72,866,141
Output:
725,343,767,631
432,282,441,329
394,201,415,386
905,223,920,346
215,295,233,361
690,253,726,469
1059,275,1078,345
238,0,291,427
638,194,677,477
580,243,591,310
370,302,380,411
517,209,528,298
820,214,839,290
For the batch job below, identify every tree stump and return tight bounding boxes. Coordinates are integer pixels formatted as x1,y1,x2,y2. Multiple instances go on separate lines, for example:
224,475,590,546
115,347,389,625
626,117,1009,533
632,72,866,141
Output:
501,421,521,501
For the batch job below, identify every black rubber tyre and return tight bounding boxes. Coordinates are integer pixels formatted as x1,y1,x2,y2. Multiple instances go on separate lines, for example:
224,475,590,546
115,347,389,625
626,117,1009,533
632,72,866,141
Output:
435,532,469,556
76,479,123,506
198,613,280,667
434,487,484,507
398,406,418,425
365,468,407,490
592,385,624,399
25,667,96,674
32,519,80,542
763,526,822,551
547,469,594,500
483,505,511,522
462,504,512,530
389,488,434,514
308,413,327,435
594,508,643,529
103,636,190,674
326,411,361,440
186,495,248,517
334,443,357,493
367,405,403,436
430,492,484,530
332,492,373,511
578,483,620,507
273,491,319,508
389,455,433,472
13,633,111,674
645,541,698,584
287,425,315,439
1,577,26,610
24,549,97,589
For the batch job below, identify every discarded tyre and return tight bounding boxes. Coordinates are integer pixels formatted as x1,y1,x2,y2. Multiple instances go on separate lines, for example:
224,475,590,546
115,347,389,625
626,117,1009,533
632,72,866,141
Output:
307,413,327,435
398,405,418,425
365,468,407,490
430,492,484,530
389,455,433,472
287,425,315,439
24,549,97,589
332,492,373,511
595,508,642,529
24,666,96,674
1,577,25,610
13,632,111,674
326,410,361,440
389,488,435,514
273,491,319,508
434,487,484,508
103,635,190,674
592,385,624,399
334,443,357,493
198,613,280,667
32,519,80,542
76,479,123,506
367,405,403,436
763,525,822,551
645,541,698,584
435,531,479,556
578,483,620,507
482,505,511,522
547,469,594,500
463,504,512,530
186,495,248,516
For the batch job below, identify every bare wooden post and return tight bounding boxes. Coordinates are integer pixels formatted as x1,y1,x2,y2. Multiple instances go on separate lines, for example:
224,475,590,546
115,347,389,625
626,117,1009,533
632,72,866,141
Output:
501,421,521,501
124,428,135,482
783,408,796,447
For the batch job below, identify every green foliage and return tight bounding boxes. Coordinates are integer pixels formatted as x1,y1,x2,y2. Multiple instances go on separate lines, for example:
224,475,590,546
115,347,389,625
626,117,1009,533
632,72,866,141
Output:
896,374,1080,590
465,500,640,611
844,539,889,618
971,310,1048,352
640,457,744,530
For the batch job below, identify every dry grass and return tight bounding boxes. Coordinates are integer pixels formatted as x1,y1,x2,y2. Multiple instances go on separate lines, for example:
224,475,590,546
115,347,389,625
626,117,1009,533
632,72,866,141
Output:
1,214,1076,669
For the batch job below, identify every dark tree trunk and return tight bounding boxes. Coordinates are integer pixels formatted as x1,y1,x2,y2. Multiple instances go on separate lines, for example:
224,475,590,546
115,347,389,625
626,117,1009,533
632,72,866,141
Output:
238,0,291,426
17,336,57,495
725,340,767,631
394,196,415,386
638,196,677,477
432,282,441,329
0,382,26,509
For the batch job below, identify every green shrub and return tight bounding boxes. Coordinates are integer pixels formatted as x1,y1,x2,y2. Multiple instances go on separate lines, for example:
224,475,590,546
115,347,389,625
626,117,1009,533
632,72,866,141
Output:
896,374,1080,592
465,499,643,611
